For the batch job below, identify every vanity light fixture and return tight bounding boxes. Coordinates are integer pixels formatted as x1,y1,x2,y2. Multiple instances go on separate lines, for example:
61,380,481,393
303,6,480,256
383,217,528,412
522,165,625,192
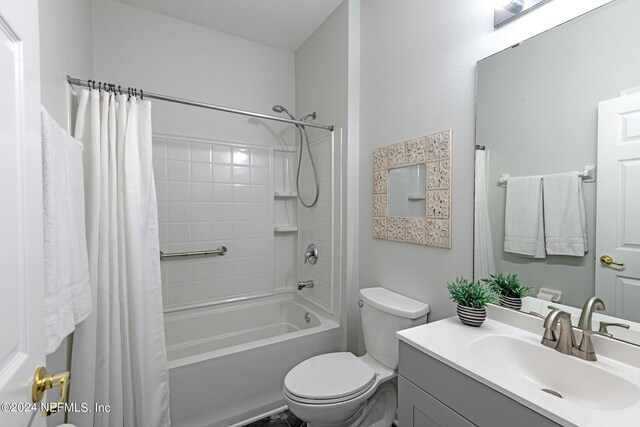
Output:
494,0,553,28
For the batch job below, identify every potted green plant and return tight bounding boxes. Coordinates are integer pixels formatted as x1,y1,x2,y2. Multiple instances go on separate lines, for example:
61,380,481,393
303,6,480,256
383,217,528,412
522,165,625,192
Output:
482,272,533,311
447,277,494,327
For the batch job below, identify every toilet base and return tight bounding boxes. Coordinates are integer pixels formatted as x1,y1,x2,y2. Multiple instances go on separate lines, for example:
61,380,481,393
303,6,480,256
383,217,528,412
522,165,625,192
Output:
294,381,397,427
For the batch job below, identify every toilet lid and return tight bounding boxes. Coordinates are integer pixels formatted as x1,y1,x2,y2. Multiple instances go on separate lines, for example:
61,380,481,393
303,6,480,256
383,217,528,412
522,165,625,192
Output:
284,352,376,401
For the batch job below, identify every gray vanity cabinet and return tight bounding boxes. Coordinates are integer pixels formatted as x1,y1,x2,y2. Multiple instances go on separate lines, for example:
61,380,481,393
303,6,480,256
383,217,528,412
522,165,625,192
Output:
398,375,474,426
398,342,561,427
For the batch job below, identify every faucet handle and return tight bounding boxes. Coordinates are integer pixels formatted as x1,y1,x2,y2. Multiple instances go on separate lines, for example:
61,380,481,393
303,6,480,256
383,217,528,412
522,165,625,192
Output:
599,321,630,334
304,243,318,265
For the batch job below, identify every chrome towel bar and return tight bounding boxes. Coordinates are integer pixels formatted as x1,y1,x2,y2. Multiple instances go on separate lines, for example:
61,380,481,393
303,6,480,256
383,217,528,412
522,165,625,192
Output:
160,246,227,260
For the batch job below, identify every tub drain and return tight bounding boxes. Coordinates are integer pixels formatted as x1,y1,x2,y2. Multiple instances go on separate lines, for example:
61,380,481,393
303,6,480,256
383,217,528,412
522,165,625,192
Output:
541,388,563,399
304,312,311,323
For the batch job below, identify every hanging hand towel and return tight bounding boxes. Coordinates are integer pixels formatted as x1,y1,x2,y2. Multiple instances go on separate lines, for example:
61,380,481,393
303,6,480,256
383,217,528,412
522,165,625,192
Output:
543,171,588,256
41,107,92,355
504,175,546,258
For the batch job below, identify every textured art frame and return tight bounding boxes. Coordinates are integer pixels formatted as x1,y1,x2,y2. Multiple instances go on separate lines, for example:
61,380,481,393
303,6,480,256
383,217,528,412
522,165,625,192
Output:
372,129,452,248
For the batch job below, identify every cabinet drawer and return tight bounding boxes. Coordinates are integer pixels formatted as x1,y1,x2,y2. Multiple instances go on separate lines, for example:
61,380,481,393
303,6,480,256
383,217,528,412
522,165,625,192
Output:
399,375,474,427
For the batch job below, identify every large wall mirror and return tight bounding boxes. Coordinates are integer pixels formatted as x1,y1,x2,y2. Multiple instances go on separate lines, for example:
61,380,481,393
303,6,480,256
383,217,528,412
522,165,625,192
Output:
474,0,640,345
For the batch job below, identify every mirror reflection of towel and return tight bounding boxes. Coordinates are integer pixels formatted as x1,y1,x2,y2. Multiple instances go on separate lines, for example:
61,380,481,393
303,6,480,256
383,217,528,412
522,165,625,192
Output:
543,172,588,256
504,175,546,258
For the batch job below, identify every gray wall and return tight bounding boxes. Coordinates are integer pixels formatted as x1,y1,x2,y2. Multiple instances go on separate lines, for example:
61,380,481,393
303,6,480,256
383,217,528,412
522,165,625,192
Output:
92,0,295,146
39,0,93,130
295,0,352,350
477,0,640,308
357,0,614,330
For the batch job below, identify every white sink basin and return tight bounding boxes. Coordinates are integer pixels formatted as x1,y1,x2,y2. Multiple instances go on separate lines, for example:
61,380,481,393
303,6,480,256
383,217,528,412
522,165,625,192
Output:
397,316,640,426
469,334,640,411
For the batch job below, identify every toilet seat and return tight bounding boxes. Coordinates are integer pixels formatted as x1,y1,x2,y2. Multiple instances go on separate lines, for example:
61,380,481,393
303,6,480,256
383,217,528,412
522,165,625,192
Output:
284,352,377,405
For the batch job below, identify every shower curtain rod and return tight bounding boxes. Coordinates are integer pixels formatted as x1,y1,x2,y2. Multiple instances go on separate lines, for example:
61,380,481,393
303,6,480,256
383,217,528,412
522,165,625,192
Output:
66,76,334,131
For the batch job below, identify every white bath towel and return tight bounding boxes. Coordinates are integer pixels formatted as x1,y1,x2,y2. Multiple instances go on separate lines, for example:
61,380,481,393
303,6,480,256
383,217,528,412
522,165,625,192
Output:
543,172,588,256
41,107,92,355
504,175,546,258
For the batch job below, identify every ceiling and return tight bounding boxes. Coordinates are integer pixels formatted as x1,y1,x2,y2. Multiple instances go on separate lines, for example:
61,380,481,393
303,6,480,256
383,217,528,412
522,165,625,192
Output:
117,0,344,52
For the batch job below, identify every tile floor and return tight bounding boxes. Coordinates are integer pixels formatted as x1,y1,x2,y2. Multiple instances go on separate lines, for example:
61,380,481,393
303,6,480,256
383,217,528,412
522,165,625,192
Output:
243,408,397,427
244,409,305,427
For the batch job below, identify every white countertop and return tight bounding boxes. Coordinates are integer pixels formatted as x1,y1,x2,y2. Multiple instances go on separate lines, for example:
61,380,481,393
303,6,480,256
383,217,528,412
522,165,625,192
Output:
397,316,640,427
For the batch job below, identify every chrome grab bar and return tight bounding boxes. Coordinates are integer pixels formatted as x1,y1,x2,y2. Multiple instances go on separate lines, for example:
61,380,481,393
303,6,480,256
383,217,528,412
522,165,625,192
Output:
160,246,227,260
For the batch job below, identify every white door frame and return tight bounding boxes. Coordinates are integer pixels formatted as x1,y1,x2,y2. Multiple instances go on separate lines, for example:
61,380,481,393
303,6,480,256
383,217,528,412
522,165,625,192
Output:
0,0,46,425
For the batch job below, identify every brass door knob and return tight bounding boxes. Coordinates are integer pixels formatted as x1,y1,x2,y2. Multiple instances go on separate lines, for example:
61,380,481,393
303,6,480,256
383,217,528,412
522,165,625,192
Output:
600,255,624,267
32,366,70,415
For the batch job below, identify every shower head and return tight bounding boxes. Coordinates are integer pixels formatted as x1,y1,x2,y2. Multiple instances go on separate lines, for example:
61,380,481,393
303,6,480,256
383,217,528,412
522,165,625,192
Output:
272,104,295,120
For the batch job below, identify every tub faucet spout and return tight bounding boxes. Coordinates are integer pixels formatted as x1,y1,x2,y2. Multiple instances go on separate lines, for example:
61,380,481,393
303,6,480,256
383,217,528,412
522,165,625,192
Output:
297,280,314,290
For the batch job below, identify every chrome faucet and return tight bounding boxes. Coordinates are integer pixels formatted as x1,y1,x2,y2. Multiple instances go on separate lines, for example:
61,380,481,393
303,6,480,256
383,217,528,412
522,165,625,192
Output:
542,309,576,355
577,297,605,331
297,280,314,290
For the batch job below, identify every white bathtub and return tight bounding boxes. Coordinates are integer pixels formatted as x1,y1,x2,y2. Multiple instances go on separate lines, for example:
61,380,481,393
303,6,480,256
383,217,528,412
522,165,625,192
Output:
165,293,340,427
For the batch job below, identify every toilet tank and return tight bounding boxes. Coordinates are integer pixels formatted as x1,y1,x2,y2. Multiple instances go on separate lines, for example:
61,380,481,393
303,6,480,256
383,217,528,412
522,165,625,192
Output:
360,287,429,369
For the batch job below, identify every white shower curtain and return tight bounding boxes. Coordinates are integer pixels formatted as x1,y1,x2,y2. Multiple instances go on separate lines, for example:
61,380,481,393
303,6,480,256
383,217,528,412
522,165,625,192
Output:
474,149,496,281
68,88,170,427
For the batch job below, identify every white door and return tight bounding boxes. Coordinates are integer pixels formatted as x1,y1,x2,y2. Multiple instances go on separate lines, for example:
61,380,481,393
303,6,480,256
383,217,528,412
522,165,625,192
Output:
595,92,640,322
0,0,46,425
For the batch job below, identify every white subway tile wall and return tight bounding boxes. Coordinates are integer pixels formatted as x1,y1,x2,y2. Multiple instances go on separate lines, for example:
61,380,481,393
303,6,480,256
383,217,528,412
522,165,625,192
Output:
153,137,273,308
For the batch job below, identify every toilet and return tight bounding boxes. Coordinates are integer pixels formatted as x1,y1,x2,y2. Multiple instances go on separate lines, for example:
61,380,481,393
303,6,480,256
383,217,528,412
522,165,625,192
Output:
283,287,429,427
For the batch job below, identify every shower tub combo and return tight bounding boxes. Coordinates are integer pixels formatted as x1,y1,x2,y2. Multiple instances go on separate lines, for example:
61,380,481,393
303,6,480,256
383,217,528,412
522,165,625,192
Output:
155,127,341,426
165,293,340,427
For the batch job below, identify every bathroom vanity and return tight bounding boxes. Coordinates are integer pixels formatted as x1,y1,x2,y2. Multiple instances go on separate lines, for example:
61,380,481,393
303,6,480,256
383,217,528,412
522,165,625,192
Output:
396,307,640,427
398,341,558,426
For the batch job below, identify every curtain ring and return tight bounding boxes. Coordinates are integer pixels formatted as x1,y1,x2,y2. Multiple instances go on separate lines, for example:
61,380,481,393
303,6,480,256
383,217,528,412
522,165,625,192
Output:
92,80,96,90
118,85,122,95
140,89,143,100
87,79,92,90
